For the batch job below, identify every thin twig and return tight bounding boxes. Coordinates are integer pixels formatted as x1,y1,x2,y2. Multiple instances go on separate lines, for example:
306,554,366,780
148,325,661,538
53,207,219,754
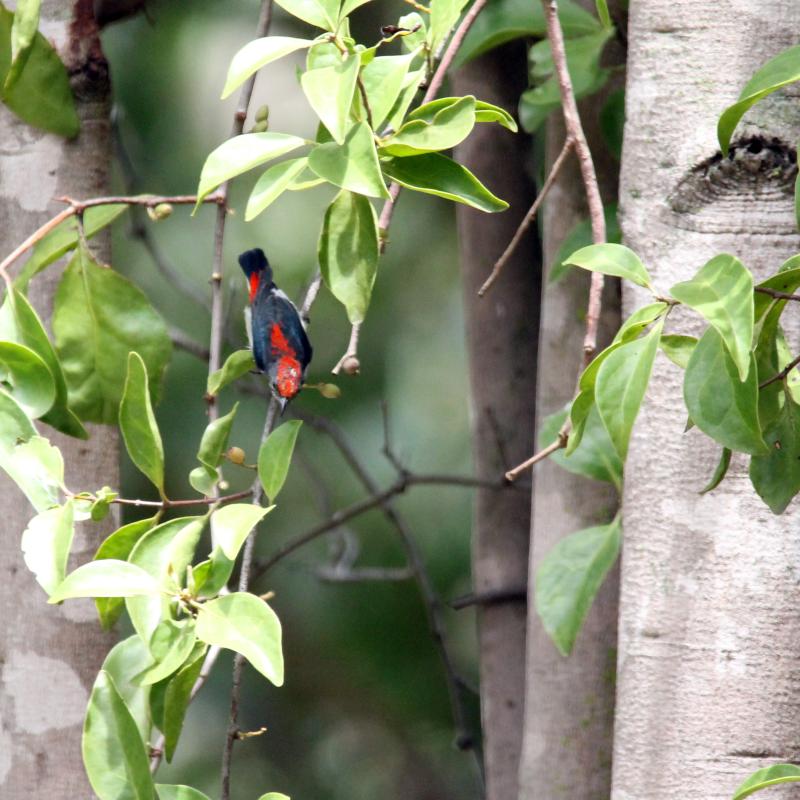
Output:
356,75,375,129
505,436,565,482
170,327,211,360
112,488,252,508
759,352,800,389
331,321,361,375
754,286,800,303
450,585,528,610
478,137,574,296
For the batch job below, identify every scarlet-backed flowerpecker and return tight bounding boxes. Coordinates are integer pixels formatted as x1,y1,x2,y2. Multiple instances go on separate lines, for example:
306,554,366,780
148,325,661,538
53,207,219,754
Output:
239,248,312,411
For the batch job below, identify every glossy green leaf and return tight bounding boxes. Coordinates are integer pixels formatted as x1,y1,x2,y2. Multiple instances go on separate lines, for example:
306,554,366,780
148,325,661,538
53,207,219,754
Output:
308,121,389,198
212,503,272,560
749,394,800,514
359,50,417,130
157,786,212,800
0,5,78,137
397,12,426,51
258,419,302,501
612,302,667,344
0,340,54,417
428,0,469,50
21,499,74,595
565,242,652,289
53,248,171,424
684,328,767,455
318,190,379,324
196,592,284,685
596,318,662,459
49,560,161,603
454,0,599,66
189,403,238,496
700,447,731,495
660,335,697,370
549,203,620,284
669,254,753,381
4,0,40,90
718,45,800,152
94,517,158,630
120,352,165,494
407,96,517,132
7,434,63,511
137,619,197,685
274,0,338,29
195,133,306,207
595,0,611,27
246,157,309,220
381,152,508,212
221,36,314,99
733,764,800,800
83,671,155,800
340,0,372,18
383,67,425,132
536,517,621,656
207,349,256,396
257,795,290,800
162,643,206,762
381,95,476,156
301,53,359,144
102,635,153,744
1,289,86,438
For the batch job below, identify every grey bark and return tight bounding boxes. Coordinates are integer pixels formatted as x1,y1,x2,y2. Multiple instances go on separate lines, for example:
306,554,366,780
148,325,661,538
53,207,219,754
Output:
0,2,117,796
453,44,539,800
519,95,621,797
613,2,800,798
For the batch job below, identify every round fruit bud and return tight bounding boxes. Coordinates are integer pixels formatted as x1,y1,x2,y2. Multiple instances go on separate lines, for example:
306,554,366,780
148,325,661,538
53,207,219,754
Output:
341,356,360,375
251,120,268,134
255,104,269,123
319,383,341,399
147,203,173,221
227,446,246,465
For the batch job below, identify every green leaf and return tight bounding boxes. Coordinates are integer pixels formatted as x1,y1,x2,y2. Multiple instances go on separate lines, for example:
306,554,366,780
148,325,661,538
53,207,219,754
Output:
339,0,372,18
258,420,302,502
21,499,74,595
359,50,417,130
684,327,767,456
733,764,800,800
0,340,54,417
207,349,256,396
599,88,624,160
301,53,360,144
565,242,653,289
318,190,379,324
718,45,800,153
195,132,306,207
659,335,697,370
539,406,622,489
428,0,469,51
102,635,154,744
595,0,611,27
273,0,338,29
137,619,197,685
535,517,621,656
212,503,272,560
454,0,599,66
407,96,518,132
596,318,663,459
222,36,315,99
49,560,161,603
383,67,425,132
162,644,206,762
83,671,155,800
53,247,172,424
382,152,508,212
196,592,284,685
669,254,754,381
700,447,732,495
1,288,86,438
157,787,212,800
94,517,158,630
549,203,620,284
308,121,389,198
120,352,165,494
749,394,800,514
189,403,239,496
380,95,476,156
0,4,78,137
4,0,40,91
7,434,64,511
612,302,667,344
257,795,290,800
246,157,309,220
397,12,426,51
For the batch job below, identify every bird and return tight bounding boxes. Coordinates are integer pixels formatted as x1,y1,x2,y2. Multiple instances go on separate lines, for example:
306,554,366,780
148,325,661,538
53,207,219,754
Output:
238,248,313,411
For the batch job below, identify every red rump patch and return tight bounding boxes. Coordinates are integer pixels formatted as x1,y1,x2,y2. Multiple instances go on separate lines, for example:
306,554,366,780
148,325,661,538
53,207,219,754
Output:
249,272,260,302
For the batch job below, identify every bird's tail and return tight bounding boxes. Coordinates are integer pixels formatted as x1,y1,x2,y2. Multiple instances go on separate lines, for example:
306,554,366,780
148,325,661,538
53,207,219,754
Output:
238,248,273,302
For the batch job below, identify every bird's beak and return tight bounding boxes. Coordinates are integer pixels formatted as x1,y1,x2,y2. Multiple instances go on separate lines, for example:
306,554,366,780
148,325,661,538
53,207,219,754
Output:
278,396,288,416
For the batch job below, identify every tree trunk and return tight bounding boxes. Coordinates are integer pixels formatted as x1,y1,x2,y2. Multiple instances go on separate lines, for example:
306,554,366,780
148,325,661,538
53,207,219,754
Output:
453,44,539,800
613,3,800,798
518,100,621,797
0,3,117,796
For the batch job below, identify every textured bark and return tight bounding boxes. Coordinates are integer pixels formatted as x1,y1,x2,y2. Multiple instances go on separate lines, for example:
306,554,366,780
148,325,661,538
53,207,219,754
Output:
453,44,539,800
613,3,800,799
519,94,622,797
0,2,117,796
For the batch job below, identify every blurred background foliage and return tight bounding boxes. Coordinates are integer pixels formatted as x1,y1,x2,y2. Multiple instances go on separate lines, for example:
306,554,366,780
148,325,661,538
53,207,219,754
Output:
100,0,501,797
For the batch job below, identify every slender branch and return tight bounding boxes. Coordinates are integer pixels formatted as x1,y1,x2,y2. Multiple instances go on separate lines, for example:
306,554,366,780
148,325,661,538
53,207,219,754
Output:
754,286,800,303
505,434,566,483
377,0,489,249
450,585,528,610
356,75,375,129
170,326,211,360
112,488,252,509
759,352,800,389
478,137,574,296
331,321,362,375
